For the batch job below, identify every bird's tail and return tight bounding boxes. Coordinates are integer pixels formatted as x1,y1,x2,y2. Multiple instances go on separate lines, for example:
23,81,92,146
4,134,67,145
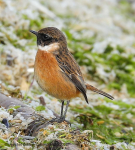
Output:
86,83,114,100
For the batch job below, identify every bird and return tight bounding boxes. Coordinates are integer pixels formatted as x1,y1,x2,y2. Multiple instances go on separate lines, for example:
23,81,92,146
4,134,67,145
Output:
30,27,114,123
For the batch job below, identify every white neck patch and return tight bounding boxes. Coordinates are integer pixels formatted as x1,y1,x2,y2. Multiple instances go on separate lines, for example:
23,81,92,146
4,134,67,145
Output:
38,43,59,52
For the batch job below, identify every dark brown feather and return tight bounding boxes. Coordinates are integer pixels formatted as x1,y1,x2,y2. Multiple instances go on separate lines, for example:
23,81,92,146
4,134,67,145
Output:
86,84,114,100
54,50,88,103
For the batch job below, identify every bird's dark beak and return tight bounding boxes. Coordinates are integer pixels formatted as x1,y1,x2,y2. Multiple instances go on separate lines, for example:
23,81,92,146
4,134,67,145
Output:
29,30,38,36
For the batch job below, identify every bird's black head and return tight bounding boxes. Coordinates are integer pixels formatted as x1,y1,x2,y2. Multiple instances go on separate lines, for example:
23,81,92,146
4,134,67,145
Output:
30,27,67,48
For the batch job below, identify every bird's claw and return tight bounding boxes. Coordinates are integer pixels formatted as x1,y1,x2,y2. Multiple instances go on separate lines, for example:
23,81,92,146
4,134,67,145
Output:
50,117,71,125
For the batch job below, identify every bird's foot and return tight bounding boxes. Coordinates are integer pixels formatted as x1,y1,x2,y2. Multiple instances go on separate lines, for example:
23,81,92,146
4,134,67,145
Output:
50,117,71,125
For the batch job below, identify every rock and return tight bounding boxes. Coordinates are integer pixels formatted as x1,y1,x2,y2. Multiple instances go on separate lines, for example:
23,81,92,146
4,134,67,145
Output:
46,139,62,150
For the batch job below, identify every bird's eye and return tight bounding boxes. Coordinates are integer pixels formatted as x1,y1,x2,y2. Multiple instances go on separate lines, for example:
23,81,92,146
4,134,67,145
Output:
41,33,51,41
43,34,48,39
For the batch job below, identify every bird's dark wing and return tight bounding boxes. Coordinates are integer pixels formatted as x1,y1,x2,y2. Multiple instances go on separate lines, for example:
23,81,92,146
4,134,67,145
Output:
54,51,88,103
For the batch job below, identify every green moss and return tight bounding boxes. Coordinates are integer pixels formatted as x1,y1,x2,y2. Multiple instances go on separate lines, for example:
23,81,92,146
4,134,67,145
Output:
43,140,52,144
18,137,25,144
35,105,45,111
60,138,74,145
23,93,33,100
31,88,43,95
104,98,135,108
71,99,135,144
58,133,67,138
104,45,113,53
8,105,21,113
117,45,125,53
109,82,121,90
30,19,42,28
16,29,31,39
0,139,10,148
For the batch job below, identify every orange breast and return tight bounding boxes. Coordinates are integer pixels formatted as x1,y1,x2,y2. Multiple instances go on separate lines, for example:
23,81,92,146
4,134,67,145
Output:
34,50,80,100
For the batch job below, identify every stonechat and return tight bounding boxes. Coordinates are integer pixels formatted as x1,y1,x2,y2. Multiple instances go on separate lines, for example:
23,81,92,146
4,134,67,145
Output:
30,27,114,123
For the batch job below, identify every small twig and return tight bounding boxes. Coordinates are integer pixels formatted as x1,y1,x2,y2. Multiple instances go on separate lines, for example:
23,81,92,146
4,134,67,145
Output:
39,96,46,106
13,131,20,150
19,135,35,140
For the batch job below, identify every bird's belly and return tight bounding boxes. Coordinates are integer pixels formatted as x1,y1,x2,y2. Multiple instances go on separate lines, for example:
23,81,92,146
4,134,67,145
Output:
34,50,80,100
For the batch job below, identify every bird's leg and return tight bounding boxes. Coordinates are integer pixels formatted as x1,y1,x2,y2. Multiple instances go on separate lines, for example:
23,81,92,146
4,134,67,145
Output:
60,100,64,118
59,100,70,124
50,101,70,124
62,101,70,120
58,100,70,123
